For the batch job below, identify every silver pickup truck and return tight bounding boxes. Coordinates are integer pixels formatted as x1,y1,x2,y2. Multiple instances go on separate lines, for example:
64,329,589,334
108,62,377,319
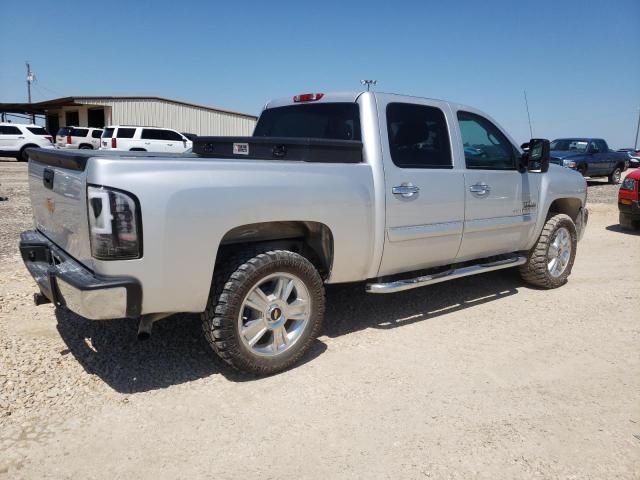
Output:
20,91,588,374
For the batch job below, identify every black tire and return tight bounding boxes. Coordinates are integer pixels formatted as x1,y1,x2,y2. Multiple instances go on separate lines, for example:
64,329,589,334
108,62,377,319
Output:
619,212,640,231
202,249,325,375
608,166,622,184
577,164,588,176
519,213,577,288
79,144,93,149
129,148,146,152
18,145,38,162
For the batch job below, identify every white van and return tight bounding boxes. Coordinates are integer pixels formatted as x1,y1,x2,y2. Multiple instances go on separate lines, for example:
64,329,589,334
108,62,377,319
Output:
100,126,192,153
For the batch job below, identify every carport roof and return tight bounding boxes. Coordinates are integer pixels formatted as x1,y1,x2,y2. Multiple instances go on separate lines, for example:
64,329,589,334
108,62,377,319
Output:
0,96,258,119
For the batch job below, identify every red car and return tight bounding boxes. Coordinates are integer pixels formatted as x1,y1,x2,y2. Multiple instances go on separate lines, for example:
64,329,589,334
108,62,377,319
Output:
619,169,640,230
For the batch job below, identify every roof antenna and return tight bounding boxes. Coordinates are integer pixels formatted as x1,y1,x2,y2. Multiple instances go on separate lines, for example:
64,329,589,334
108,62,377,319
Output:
523,90,533,138
360,80,377,92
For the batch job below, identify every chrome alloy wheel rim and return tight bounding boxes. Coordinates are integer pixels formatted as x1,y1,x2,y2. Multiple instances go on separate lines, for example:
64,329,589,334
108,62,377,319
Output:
238,273,311,357
547,227,571,277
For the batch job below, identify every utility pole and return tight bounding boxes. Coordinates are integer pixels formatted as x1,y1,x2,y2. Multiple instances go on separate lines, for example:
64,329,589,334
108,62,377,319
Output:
360,80,377,91
634,108,640,150
524,90,533,139
26,61,35,124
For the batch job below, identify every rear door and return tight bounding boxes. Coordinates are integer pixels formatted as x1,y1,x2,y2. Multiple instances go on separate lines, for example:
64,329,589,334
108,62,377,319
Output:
163,129,188,152
140,128,168,152
90,129,103,149
455,110,540,260
377,98,465,276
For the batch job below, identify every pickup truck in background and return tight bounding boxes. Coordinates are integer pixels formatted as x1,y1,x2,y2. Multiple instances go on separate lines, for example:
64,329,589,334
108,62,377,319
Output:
20,91,588,375
549,138,628,184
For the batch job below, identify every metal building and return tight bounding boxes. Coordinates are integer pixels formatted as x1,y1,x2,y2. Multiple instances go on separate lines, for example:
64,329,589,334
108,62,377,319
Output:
0,96,258,136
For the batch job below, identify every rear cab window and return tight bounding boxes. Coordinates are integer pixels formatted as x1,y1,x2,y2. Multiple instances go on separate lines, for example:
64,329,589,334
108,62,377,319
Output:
102,128,114,139
254,103,361,141
91,130,103,138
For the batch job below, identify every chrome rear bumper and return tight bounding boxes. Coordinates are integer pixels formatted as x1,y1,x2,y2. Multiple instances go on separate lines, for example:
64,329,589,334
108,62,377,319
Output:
19,230,141,320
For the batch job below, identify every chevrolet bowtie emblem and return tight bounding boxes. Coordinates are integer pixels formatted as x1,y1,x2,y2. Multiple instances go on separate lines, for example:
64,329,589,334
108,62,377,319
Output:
46,198,55,214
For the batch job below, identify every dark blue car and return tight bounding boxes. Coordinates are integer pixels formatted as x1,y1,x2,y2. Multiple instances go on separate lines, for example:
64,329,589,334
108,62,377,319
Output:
549,138,628,184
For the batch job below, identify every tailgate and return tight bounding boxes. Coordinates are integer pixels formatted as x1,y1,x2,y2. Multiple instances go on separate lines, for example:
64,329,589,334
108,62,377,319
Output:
27,149,93,267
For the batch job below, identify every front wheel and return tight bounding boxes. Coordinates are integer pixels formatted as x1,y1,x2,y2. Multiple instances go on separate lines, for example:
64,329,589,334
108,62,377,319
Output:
202,250,325,375
520,213,577,288
608,167,622,184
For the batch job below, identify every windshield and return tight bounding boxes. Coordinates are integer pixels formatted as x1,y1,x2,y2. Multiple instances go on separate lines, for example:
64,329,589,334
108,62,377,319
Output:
550,139,588,152
254,103,361,141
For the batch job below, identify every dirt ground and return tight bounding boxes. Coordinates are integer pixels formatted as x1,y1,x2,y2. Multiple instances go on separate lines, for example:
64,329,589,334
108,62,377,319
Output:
1,159,639,479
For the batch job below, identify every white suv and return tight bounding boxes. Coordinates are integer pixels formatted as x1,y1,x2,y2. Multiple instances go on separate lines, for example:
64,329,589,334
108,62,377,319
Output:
0,123,54,161
56,127,104,150
100,126,193,153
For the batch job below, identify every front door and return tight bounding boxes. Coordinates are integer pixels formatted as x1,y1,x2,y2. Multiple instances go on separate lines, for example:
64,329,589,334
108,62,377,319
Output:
377,99,465,277
588,139,610,175
0,125,22,151
455,110,540,261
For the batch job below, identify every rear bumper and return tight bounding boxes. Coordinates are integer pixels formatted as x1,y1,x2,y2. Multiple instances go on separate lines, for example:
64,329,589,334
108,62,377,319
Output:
19,230,142,320
618,200,640,219
575,207,589,241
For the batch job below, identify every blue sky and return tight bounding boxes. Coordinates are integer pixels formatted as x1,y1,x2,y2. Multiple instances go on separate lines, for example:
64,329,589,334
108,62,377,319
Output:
1,0,639,148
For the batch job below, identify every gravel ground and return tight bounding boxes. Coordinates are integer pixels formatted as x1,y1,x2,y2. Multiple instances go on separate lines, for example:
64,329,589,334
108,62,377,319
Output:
1,159,639,479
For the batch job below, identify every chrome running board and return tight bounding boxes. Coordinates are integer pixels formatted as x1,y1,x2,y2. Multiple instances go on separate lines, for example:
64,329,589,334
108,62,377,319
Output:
366,256,527,294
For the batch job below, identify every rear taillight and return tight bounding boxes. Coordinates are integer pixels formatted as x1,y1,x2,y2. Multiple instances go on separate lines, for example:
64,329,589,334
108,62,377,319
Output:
111,137,117,148
293,93,324,102
87,185,141,260
66,135,72,145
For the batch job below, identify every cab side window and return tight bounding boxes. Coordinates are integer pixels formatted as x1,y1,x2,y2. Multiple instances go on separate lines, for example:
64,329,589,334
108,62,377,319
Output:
457,111,516,170
386,103,452,168
0,126,22,135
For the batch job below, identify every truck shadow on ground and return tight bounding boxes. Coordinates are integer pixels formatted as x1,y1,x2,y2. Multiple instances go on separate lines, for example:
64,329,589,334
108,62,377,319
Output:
55,270,521,393
605,224,640,236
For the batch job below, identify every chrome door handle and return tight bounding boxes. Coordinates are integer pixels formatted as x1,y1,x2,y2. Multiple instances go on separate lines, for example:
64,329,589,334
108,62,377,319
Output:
392,184,420,198
469,183,491,195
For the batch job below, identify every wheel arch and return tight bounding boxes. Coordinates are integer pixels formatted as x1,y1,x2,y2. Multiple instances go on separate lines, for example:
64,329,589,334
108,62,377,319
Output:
215,221,334,279
548,197,582,224
18,144,39,161
78,143,93,149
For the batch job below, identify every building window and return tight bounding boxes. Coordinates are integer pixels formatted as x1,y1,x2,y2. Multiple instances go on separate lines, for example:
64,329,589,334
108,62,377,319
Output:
65,111,80,126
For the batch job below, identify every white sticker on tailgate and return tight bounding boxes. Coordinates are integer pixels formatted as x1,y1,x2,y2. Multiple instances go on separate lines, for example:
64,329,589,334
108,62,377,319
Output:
233,143,249,155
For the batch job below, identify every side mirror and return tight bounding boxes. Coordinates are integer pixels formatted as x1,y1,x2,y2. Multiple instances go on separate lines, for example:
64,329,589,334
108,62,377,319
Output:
527,138,550,173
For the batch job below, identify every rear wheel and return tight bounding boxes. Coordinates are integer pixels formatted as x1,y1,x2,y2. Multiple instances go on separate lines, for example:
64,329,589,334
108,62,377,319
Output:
18,145,38,162
520,213,577,288
202,249,325,375
608,166,622,184
79,144,92,150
